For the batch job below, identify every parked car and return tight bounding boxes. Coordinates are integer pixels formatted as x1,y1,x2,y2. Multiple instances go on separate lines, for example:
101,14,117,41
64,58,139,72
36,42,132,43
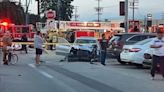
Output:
108,33,156,64
120,38,154,67
55,37,100,60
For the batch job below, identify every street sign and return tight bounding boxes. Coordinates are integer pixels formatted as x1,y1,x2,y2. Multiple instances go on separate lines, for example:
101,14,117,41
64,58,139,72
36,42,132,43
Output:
46,9,56,19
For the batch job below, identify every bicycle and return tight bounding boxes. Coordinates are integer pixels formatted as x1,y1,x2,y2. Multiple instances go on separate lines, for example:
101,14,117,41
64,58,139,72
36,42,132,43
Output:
6,45,19,65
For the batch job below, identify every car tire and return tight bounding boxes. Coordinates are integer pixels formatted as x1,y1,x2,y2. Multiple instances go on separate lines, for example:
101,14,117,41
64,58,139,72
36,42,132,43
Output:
117,56,126,65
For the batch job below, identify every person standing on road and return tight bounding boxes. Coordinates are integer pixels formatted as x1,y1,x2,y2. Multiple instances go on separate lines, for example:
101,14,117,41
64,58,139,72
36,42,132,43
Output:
34,31,44,65
150,29,164,80
100,34,108,66
2,31,12,65
21,34,28,53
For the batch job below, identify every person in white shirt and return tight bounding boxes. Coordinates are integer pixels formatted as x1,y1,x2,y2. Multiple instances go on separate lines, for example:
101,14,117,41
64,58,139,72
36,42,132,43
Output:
34,31,44,65
150,29,164,80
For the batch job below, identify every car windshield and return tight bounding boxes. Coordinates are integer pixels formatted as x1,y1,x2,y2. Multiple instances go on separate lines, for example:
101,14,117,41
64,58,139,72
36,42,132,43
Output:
75,39,96,44
109,35,121,43
134,38,153,45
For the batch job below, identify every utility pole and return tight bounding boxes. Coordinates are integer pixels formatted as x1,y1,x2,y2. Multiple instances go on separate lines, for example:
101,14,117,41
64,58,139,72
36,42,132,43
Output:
25,0,28,25
132,0,134,22
95,0,103,22
57,0,60,29
125,0,129,33
25,0,31,25
129,0,139,22
37,0,40,21
73,6,79,21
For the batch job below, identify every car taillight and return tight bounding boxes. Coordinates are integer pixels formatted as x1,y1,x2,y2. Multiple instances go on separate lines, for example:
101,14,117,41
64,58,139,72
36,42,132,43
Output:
129,48,141,52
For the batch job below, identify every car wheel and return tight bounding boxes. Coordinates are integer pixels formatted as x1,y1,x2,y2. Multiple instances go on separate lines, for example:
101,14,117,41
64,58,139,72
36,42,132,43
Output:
117,56,126,65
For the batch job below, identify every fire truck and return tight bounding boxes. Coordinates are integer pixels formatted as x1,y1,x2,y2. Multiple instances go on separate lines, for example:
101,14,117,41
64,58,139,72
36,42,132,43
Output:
37,21,124,40
0,22,35,41
0,22,35,47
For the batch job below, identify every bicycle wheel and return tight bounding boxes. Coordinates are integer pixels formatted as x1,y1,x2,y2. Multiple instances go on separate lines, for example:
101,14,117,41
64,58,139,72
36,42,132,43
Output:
10,54,18,65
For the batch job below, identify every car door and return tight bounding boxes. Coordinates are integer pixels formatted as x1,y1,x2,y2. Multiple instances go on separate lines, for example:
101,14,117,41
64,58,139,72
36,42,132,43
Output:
55,37,72,56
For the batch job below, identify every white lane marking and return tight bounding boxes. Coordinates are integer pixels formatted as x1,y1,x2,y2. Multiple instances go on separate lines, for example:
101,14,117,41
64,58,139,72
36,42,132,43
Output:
28,63,36,68
28,63,54,79
39,70,54,79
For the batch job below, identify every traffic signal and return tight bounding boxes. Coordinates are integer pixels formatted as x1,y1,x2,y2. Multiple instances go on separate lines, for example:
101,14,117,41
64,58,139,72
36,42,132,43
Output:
119,1,125,16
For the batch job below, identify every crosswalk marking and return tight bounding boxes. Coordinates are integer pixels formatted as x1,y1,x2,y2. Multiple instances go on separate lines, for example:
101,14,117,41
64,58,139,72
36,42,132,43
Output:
28,63,54,79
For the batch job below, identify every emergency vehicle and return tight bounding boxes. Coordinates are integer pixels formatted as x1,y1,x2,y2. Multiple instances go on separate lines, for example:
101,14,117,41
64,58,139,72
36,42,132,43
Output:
37,21,124,40
0,22,35,47
0,22,35,41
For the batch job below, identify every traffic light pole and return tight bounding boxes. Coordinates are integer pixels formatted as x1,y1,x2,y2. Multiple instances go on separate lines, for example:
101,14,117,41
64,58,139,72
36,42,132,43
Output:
25,0,28,25
37,0,41,21
125,0,129,33
25,0,31,25
57,0,60,29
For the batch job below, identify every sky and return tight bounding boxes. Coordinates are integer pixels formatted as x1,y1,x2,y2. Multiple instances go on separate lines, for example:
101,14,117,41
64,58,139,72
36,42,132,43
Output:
17,0,164,21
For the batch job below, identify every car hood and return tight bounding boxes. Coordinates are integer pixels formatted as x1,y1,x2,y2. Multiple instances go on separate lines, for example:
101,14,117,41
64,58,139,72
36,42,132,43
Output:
72,44,93,52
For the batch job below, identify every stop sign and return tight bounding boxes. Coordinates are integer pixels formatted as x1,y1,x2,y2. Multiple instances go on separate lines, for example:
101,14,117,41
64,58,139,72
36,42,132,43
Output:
46,10,56,19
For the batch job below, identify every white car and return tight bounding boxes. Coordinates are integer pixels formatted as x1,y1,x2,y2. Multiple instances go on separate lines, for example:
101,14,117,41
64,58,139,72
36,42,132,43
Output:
55,37,100,57
120,38,154,67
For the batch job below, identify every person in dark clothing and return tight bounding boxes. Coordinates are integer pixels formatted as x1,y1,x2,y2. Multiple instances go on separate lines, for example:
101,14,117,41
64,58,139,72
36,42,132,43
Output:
100,34,108,66
134,26,139,32
21,34,28,53
70,32,75,43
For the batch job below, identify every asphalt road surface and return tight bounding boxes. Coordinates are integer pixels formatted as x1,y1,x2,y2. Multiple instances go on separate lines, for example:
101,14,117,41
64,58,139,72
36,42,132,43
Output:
0,49,164,92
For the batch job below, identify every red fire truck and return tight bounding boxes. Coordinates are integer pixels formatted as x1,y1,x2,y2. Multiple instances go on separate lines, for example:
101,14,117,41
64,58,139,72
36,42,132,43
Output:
0,23,35,41
0,22,35,47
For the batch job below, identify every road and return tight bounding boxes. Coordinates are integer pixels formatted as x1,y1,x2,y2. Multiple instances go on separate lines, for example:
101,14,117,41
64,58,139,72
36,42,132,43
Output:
0,49,164,92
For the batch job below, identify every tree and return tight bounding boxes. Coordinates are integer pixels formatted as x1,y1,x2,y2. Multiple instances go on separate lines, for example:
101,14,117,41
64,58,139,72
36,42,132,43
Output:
0,1,25,25
28,14,40,25
40,0,74,21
